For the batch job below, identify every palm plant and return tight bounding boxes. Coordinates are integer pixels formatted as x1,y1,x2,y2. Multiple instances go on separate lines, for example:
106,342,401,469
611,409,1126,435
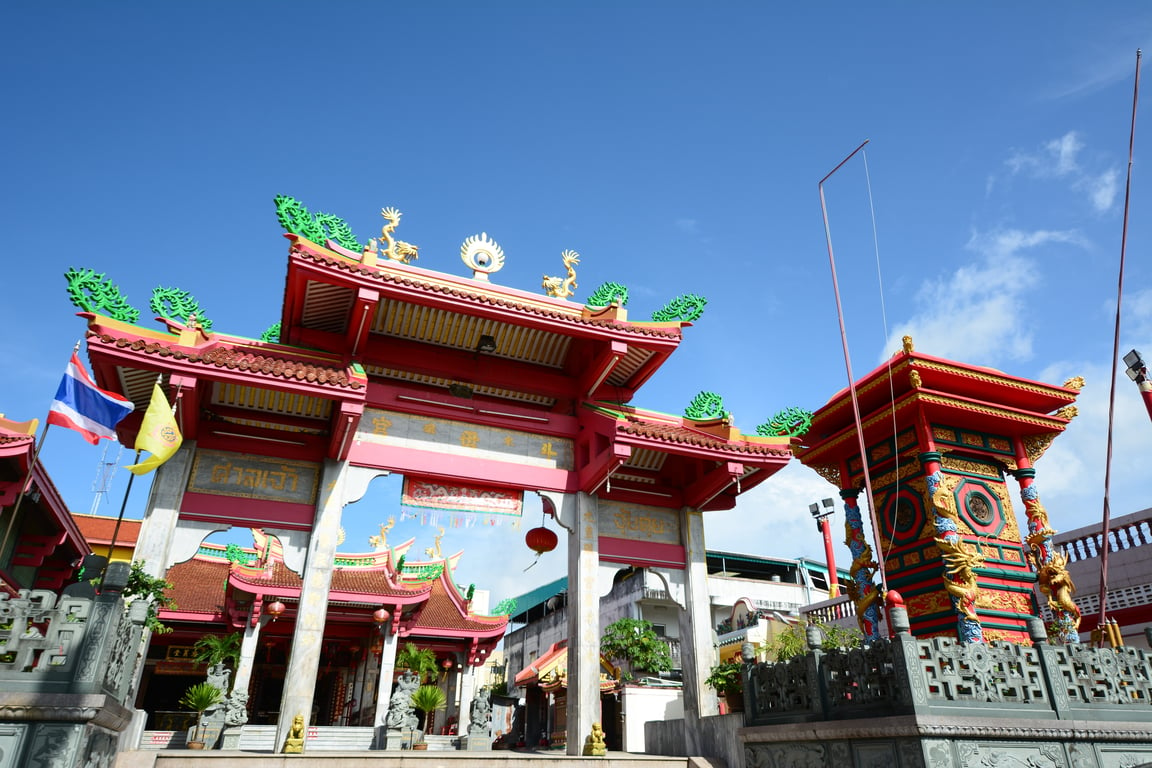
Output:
395,642,438,683
410,684,447,737
179,682,223,746
193,632,241,671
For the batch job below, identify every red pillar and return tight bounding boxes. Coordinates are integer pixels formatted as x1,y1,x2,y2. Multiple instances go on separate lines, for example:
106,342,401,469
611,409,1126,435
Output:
818,517,840,598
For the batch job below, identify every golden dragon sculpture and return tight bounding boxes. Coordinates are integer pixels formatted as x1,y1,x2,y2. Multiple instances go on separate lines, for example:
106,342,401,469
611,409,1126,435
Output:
931,474,984,624
543,249,579,298
378,207,420,263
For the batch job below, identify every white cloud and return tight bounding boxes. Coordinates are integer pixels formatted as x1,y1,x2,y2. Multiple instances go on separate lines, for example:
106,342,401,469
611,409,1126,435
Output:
1081,168,1119,212
1004,131,1119,213
882,228,1085,367
675,218,700,235
706,462,848,564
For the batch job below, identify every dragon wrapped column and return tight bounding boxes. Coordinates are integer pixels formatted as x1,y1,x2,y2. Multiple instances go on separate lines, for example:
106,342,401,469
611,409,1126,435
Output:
1012,467,1081,643
922,452,985,644
841,488,883,643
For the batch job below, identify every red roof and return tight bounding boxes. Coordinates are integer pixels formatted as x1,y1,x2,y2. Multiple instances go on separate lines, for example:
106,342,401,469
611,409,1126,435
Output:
86,330,364,390
72,514,141,546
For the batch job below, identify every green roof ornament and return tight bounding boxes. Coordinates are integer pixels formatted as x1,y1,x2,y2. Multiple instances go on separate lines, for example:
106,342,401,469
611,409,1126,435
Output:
274,195,363,253
224,543,249,565
260,322,281,343
757,407,814,437
684,391,728,421
492,597,517,616
586,282,630,308
150,287,213,332
652,293,707,322
64,267,140,323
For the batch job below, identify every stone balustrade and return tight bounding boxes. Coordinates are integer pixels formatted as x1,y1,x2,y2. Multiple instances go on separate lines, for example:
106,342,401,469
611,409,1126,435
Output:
0,570,147,768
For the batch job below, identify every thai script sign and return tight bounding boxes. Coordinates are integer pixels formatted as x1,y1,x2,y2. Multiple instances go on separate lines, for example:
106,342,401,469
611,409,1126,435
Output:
188,449,319,505
357,408,574,470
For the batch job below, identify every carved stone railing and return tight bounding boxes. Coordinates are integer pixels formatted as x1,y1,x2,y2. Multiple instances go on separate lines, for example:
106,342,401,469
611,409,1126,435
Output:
743,606,1152,729
0,564,148,768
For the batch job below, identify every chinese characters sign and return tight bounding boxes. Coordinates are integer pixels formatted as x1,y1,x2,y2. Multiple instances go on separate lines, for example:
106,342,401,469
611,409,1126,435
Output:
357,408,574,470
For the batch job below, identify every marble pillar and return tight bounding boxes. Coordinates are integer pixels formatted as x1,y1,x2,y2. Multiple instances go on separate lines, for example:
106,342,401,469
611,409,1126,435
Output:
134,441,196,577
371,626,399,748
678,505,717,755
566,491,601,756
274,459,348,752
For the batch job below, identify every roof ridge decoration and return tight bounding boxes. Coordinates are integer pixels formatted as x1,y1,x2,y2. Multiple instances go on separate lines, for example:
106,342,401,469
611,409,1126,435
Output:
542,250,580,299
274,195,364,254
460,233,505,280
376,207,420,264
586,282,629,308
652,294,707,322
260,322,281,343
684,391,729,421
65,268,140,324
756,407,814,438
151,287,213,332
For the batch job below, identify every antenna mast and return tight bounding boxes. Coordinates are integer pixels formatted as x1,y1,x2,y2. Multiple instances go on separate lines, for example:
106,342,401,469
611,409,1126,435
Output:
88,442,123,516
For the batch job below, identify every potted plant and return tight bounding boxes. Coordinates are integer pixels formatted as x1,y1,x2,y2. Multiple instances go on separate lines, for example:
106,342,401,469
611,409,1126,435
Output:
410,684,447,749
193,632,241,671
179,682,223,749
395,642,439,683
704,660,744,712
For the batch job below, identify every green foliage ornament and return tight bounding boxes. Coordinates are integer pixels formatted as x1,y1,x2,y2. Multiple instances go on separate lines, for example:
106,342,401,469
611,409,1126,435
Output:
65,267,140,323
273,195,363,252
756,406,814,437
651,293,707,322
586,281,630,308
491,597,517,616
260,322,281,343
684,391,728,421
150,287,213,332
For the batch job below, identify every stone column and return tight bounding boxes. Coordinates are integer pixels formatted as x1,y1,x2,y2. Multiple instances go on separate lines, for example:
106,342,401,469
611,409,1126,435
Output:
134,441,196,577
678,506,717,756
457,663,475,735
371,625,399,748
125,442,197,718
232,614,264,703
275,459,348,752
566,491,600,756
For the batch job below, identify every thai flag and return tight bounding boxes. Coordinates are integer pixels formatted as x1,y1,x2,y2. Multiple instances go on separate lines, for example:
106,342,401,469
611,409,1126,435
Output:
46,353,134,444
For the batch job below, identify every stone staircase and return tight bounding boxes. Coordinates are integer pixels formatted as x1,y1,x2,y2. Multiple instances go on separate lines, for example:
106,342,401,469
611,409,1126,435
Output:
114,749,716,767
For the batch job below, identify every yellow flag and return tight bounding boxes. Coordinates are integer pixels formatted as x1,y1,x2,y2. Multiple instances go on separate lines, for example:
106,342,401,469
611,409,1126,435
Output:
125,382,183,475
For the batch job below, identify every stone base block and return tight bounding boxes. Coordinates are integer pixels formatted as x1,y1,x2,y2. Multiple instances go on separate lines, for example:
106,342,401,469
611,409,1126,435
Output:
459,734,493,751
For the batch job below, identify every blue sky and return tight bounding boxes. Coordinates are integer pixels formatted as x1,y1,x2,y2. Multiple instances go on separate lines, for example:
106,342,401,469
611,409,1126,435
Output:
3,3,1151,606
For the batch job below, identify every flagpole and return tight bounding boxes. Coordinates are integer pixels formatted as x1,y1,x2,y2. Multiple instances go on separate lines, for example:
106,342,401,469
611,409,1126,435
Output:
1,340,85,564
106,449,142,562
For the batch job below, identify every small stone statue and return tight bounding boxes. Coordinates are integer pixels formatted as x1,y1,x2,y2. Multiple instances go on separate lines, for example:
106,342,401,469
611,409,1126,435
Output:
384,671,421,731
282,714,305,754
467,686,492,737
224,690,249,727
582,722,606,756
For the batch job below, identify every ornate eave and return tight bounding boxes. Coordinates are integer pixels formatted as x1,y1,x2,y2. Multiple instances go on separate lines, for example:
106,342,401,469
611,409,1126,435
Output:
577,404,793,511
282,235,685,408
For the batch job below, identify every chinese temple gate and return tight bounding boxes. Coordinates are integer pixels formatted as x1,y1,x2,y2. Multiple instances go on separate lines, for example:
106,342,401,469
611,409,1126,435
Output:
796,336,1082,644
77,200,794,753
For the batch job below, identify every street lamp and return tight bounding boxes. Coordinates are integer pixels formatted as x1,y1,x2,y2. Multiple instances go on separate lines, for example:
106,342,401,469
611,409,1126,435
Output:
809,498,840,598
1124,349,1152,425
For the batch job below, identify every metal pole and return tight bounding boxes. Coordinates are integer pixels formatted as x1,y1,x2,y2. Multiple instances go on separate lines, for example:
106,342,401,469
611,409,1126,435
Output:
819,139,888,592
1098,49,1142,631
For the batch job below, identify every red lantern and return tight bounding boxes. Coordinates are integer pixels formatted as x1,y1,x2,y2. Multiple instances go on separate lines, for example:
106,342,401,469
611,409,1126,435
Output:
441,658,454,670
373,607,391,625
265,600,286,620
525,525,558,556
